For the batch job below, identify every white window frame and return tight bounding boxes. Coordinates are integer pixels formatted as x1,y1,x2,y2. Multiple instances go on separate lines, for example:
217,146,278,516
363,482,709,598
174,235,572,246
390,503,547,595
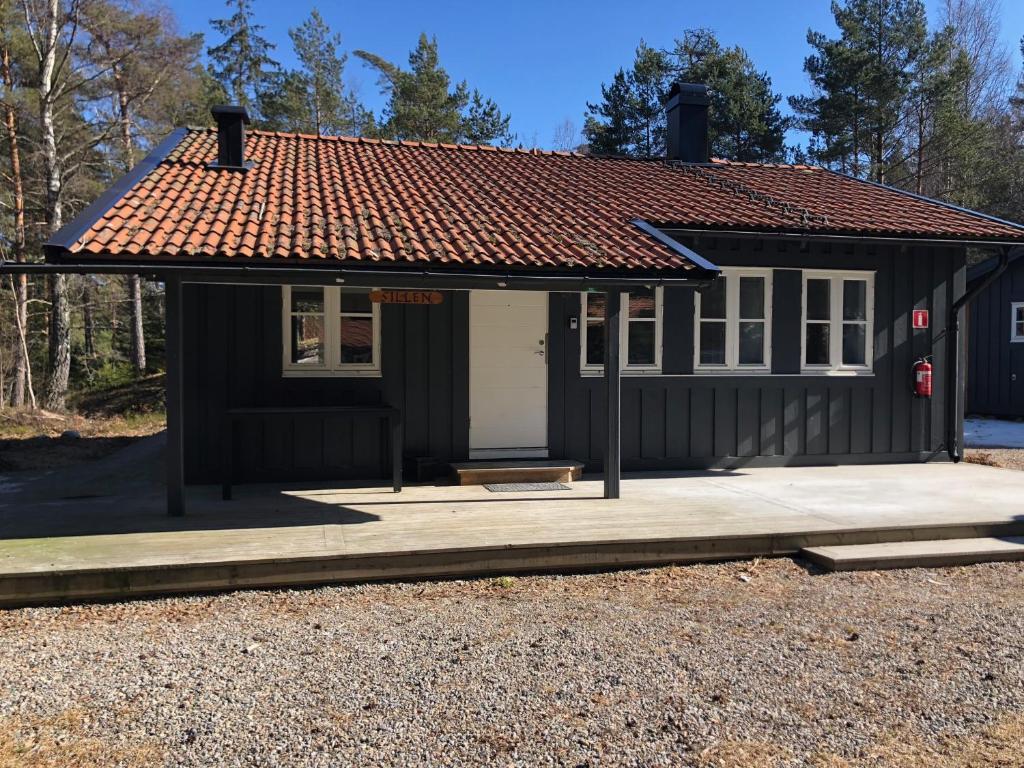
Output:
281,285,382,377
1011,302,1024,343
800,270,875,375
693,268,773,373
580,288,663,375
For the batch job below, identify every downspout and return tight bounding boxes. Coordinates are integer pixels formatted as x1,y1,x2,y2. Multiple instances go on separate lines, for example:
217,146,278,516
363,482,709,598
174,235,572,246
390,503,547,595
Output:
946,246,1012,462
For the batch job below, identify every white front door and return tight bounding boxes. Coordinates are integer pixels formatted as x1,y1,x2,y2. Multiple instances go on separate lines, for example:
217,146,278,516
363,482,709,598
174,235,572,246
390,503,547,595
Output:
469,290,548,458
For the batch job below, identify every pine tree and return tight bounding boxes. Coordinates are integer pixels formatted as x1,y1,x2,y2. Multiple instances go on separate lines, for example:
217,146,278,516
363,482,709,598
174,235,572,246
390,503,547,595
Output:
583,68,634,155
207,0,277,113
584,32,787,161
286,9,349,136
671,29,788,162
791,0,930,182
356,34,511,145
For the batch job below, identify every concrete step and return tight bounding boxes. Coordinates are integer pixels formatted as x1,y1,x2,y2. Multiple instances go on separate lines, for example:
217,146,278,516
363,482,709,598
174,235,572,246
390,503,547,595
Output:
802,537,1024,572
449,460,584,486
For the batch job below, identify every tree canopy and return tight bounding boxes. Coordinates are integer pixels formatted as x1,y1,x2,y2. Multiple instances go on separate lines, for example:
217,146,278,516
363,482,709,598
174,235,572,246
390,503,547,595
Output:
355,34,513,146
583,30,789,161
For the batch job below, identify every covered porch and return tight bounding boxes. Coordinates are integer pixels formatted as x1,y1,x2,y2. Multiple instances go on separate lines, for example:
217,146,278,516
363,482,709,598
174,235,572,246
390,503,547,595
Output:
2,459,1023,606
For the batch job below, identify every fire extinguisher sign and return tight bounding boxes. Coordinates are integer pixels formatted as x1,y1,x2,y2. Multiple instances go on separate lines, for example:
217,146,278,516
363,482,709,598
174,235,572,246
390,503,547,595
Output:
912,309,929,329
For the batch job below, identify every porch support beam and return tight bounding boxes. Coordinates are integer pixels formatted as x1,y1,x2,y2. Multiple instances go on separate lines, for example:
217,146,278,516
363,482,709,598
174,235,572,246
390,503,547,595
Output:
165,275,185,516
604,290,622,499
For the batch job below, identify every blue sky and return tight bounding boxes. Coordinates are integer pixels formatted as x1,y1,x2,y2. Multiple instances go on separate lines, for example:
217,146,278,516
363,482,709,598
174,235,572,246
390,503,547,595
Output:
173,0,1023,148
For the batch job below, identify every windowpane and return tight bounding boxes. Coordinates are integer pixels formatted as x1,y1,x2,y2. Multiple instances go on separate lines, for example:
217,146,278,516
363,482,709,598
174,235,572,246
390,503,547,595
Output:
585,293,606,319
586,320,604,366
805,323,830,365
1017,321,1024,339
806,279,830,321
291,287,324,313
627,321,655,365
699,279,726,319
628,288,656,318
699,322,726,365
739,277,765,319
340,288,372,314
842,324,866,366
291,315,324,365
843,280,867,321
339,316,373,364
738,321,764,365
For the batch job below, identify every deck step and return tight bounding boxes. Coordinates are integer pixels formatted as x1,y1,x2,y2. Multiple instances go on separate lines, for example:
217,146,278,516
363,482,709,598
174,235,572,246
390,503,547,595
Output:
450,460,584,486
802,537,1024,572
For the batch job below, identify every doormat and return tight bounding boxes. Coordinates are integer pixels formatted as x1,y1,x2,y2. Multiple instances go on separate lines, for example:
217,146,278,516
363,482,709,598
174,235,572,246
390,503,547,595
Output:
484,482,571,493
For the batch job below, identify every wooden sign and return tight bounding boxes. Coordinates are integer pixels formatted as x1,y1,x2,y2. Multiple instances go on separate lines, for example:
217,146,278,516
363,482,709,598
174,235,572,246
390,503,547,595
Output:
369,290,444,305
912,309,929,329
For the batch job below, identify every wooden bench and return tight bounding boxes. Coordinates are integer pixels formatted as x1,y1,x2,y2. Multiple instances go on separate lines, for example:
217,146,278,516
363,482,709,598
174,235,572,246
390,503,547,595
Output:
222,405,402,500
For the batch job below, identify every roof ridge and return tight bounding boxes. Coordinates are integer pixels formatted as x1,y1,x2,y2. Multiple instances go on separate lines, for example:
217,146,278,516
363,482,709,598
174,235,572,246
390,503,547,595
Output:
185,125,589,158
668,161,830,227
710,158,823,171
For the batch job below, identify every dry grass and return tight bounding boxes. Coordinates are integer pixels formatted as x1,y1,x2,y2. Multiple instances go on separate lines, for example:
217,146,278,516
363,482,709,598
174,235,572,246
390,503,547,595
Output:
0,409,164,471
965,448,1024,472
694,716,1024,768
864,714,1024,767
0,708,163,768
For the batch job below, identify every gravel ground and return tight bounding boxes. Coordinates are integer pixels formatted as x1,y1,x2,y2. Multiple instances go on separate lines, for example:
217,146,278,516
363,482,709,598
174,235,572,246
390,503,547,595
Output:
1,559,1023,768
965,448,1024,472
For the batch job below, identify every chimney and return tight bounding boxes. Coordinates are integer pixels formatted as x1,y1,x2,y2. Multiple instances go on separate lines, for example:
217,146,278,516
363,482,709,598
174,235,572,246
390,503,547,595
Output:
665,83,709,164
210,105,251,170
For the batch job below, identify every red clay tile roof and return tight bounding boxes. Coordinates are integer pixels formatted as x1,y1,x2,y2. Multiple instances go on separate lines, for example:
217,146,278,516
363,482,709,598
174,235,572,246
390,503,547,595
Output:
52,128,1024,273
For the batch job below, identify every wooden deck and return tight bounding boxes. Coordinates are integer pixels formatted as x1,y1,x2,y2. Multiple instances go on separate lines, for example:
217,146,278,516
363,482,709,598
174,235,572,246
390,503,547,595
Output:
1,462,1023,606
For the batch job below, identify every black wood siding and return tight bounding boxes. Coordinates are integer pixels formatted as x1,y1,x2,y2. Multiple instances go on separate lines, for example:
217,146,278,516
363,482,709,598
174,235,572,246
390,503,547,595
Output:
183,285,469,483
967,259,1024,417
183,238,965,483
549,238,965,469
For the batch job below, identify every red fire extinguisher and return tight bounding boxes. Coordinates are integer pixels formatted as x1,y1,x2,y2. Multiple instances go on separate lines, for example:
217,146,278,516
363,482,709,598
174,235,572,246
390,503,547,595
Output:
913,357,933,398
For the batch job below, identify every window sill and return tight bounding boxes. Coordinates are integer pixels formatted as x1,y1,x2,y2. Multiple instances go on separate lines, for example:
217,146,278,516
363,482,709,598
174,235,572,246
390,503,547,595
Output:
693,367,772,375
799,368,874,377
282,368,383,379
580,368,663,377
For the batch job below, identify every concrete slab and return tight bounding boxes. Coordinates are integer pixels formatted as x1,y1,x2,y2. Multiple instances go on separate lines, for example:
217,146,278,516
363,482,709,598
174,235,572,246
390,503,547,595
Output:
803,537,1024,571
1,460,1024,605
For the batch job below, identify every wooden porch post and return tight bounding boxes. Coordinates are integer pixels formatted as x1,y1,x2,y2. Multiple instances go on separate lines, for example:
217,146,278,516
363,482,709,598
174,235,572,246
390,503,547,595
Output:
604,290,621,499
165,275,185,516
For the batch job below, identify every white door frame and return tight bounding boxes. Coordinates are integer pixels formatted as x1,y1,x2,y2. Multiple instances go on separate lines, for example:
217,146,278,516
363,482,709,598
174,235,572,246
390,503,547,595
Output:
469,290,549,459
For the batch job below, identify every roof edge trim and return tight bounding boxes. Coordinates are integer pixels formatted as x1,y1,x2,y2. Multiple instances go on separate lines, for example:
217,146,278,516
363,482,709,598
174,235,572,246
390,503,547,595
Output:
44,127,188,260
657,225,1024,247
630,219,720,275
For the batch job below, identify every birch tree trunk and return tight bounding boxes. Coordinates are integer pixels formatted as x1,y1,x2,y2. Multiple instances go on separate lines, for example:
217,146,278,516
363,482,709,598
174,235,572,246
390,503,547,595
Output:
1,34,29,408
34,0,71,411
114,71,146,373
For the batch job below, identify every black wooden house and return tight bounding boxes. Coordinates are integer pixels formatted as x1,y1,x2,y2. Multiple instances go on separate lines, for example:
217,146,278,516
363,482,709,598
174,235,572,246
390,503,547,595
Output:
967,252,1024,418
12,83,1024,516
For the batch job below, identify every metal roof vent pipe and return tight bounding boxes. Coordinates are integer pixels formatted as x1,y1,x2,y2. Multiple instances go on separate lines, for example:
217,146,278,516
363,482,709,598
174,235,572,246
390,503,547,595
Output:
665,83,710,164
210,105,251,171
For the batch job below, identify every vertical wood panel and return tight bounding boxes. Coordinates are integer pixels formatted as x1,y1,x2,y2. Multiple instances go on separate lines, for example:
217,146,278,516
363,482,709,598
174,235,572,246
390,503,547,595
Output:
827,387,850,455
690,388,714,457
736,389,760,456
665,388,689,458
714,387,737,456
641,387,666,459
806,390,826,454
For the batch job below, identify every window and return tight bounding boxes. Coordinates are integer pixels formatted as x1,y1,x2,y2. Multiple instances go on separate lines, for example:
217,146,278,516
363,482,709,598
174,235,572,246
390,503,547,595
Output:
801,271,874,373
694,269,772,371
580,288,663,373
1013,303,1024,343
282,286,381,376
